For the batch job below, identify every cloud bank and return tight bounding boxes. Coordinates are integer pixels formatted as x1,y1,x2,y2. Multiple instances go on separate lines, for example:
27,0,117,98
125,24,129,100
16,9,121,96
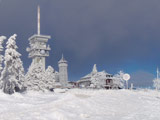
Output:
0,0,159,85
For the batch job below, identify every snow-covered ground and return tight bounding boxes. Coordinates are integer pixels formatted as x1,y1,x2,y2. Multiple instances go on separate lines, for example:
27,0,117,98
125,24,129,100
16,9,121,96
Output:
0,89,159,120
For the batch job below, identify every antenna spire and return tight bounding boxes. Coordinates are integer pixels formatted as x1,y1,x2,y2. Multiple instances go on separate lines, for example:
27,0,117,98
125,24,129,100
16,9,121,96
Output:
37,5,40,35
62,54,64,60
157,67,159,79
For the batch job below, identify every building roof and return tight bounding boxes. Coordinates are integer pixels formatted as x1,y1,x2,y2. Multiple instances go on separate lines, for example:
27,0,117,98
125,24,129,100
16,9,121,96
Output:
29,34,51,41
58,54,67,64
78,64,113,83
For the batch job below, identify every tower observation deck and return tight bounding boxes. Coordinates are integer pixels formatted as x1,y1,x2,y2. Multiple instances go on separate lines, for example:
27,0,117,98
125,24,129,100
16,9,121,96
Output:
26,6,51,70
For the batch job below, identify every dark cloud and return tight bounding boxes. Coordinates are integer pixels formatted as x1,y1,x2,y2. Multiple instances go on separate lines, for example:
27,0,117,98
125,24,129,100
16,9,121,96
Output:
129,71,155,88
0,0,159,85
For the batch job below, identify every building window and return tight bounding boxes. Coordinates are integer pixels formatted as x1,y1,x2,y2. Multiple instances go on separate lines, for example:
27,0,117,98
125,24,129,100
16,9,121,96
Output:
106,79,111,84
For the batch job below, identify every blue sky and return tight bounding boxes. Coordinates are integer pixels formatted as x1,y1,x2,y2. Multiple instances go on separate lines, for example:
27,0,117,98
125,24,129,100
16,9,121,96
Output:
0,0,159,87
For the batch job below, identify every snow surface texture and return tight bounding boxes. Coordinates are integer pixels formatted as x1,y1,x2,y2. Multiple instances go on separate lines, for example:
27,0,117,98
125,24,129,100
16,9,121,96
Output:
0,89,160,120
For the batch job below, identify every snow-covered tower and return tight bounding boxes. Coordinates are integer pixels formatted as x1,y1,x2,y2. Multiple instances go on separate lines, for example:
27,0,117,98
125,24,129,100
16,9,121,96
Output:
26,6,51,70
92,64,98,75
58,54,68,87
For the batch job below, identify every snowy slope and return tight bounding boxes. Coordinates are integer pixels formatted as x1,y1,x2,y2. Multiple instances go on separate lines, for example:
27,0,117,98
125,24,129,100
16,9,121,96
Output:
0,89,159,120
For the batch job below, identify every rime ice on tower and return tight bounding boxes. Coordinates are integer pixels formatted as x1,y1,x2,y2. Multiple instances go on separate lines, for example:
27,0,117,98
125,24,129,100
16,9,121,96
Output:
92,64,98,75
58,54,68,87
26,6,51,70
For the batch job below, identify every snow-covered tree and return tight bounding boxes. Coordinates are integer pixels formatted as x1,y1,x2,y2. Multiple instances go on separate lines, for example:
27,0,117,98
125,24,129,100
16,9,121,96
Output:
43,66,56,91
25,64,57,92
90,71,106,88
0,36,6,73
25,63,45,91
113,71,125,89
0,34,25,94
153,78,160,90
0,36,6,88
152,68,160,91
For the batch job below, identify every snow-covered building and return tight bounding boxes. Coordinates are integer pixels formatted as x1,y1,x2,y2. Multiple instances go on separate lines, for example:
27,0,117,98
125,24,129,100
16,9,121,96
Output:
77,64,114,89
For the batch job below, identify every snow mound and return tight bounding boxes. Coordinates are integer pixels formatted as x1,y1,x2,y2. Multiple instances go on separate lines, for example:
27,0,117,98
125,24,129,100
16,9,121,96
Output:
54,88,68,93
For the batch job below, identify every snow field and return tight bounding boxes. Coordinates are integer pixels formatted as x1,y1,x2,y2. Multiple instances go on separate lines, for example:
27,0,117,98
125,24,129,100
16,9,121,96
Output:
0,89,159,120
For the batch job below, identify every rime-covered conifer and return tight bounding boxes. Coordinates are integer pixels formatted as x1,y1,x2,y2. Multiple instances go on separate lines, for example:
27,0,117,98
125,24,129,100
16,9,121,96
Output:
153,78,160,90
0,36,6,73
153,68,160,90
25,64,57,92
0,36,6,88
44,66,56,91
90,71,106,88
25,63,45,91
113,71,125,89
1,34,25,94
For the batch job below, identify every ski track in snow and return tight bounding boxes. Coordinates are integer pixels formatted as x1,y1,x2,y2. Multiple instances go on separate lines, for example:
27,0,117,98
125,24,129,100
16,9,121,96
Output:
0,89,159,120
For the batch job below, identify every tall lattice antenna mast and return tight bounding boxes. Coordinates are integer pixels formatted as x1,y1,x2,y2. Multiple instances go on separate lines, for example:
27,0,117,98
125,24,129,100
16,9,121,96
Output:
37,5,40,35
157,67,159,79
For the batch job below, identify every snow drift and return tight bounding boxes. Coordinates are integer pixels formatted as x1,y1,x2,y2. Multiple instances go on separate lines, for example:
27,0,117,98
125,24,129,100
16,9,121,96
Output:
0,89,159,120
